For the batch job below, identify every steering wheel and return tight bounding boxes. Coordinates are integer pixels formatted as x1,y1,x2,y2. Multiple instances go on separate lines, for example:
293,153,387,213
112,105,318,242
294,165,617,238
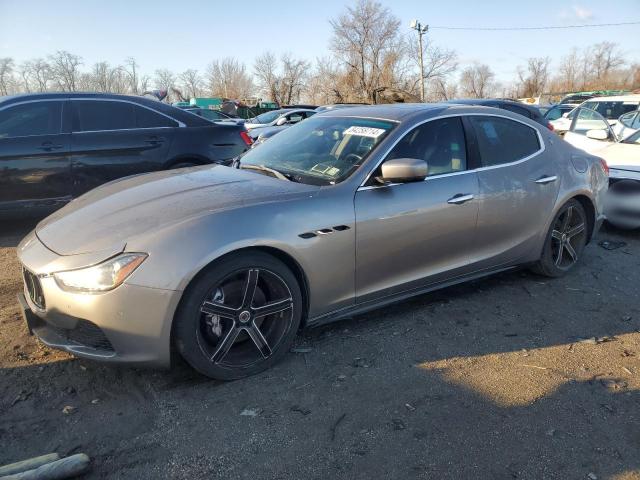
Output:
343,153,363,165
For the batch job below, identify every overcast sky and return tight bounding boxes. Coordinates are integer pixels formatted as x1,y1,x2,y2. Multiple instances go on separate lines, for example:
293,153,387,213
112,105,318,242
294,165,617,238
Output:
0,0,638,82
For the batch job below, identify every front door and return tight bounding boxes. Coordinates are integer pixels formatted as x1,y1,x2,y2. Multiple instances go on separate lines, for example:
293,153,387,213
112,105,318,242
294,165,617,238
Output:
0,100,71,213
354,116,479,303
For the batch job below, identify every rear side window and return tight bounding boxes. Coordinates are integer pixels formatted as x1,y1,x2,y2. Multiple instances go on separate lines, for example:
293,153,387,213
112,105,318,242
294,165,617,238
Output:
387,117,467,176
134,106,178,128
0,101,62,138
72,100,135,132
470,116,541,167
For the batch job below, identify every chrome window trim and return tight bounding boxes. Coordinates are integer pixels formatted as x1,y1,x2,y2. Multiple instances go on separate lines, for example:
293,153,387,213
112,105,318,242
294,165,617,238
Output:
72,126,175,134
358,112,546,190
0,98,65,139
70,98,185,130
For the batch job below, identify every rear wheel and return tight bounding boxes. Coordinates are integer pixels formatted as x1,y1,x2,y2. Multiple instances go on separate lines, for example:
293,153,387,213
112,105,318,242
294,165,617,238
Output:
532,199,588,277
174,252,302,380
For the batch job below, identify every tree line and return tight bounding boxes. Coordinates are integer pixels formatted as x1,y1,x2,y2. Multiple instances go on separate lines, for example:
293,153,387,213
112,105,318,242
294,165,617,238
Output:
1,0,638,104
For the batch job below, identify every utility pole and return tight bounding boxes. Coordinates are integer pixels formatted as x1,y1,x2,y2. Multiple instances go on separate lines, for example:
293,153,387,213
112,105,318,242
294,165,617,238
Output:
410,19,428,102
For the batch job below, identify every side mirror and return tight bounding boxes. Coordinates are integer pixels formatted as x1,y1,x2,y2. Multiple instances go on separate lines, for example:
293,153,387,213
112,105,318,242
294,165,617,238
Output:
562,112,570,118
276,117,287,126
380,158,428,183
586,129,609,141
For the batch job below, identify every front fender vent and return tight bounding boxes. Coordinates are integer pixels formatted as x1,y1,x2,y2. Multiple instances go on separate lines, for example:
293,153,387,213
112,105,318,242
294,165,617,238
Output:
298,225,350,239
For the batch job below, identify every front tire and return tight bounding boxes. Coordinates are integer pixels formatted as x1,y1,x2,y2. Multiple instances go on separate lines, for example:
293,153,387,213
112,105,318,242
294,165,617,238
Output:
532,199,588,277
174,252,302,380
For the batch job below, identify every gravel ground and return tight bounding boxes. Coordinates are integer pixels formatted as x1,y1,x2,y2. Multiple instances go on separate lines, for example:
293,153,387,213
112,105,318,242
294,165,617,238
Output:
1,219,639,479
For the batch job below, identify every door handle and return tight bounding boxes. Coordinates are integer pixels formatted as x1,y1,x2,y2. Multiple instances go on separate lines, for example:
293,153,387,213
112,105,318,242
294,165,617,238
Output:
447,193,474,205
145,136,165,145
38,142,63,151
535,175,558,184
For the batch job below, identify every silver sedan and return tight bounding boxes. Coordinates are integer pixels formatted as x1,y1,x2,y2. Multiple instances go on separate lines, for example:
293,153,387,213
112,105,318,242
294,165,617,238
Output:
17,104,608,380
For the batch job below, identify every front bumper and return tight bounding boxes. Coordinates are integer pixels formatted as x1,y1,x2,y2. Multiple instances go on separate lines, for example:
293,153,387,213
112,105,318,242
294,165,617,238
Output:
17,233,181,367
605,174,640,229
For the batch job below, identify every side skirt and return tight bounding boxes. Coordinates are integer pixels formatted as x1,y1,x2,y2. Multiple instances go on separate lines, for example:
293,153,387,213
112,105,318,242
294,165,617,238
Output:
306,264,522,328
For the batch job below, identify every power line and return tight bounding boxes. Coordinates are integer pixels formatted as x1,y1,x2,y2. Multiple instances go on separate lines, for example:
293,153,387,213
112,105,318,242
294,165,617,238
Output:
430,21,640,31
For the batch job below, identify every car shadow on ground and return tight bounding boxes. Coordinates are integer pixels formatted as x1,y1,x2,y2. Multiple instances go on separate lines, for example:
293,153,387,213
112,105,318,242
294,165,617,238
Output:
1,221,639,478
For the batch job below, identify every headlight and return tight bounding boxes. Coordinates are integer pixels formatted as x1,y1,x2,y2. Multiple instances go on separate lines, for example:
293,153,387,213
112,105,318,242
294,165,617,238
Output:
53,253,147,293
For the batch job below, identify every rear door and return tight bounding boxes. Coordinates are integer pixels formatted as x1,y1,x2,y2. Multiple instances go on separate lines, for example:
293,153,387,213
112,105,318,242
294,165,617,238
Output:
70,99,177,195
468,114,559,270
0,100,71,212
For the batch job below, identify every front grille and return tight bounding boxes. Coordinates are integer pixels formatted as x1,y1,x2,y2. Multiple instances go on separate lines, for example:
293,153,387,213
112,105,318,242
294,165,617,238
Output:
49,319,115,352
22,267,45,309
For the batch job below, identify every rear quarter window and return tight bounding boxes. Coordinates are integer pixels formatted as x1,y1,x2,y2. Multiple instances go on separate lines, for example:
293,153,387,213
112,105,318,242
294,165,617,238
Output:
470,116,541,167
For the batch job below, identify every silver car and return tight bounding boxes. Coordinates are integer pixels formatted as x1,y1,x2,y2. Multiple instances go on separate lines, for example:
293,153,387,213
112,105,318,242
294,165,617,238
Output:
17,104,608,380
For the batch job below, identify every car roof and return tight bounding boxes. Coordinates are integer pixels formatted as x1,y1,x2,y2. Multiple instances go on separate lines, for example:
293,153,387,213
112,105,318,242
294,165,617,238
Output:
447,98,541,112
584,95,640,102
315,102,547,127
0,92,213,127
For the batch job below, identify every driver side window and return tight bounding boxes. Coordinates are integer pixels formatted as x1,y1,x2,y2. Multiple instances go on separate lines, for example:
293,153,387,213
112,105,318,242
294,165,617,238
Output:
386,117,467,176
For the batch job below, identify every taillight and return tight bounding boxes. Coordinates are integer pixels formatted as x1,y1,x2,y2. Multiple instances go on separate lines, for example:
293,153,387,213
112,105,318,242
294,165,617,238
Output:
240,130,253,146
547,121,554,131
600,157,609,176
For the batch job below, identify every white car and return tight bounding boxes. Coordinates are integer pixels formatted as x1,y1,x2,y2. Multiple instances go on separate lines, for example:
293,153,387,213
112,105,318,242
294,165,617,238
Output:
244,108,316,131
614,110,640,138
551,95,640,135
564,107,640,229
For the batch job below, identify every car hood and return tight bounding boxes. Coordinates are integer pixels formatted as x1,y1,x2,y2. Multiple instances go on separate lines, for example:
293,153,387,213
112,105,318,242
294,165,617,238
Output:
36,165,318,256
599,143,640,172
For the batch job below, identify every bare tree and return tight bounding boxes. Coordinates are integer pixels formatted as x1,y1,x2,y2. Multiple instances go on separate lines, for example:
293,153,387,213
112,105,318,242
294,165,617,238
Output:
139,75,150,93
459,63,496,98
123,57,140,94
329,0,403,103
555,49,580,92
153,68,176,99
279,53,309,104
517,57,550,97
28,59,52,92
254,52,279,102
207,58,253,99
0,58,15,95
407,37,458,98
591,41,625,83
179,69,202,99
49,51,82,91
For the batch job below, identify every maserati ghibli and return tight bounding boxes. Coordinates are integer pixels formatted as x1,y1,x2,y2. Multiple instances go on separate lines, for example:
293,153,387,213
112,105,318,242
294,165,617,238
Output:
17,104,608,379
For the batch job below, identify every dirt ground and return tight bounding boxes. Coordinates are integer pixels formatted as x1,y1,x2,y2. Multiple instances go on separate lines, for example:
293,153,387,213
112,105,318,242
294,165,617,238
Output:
1,219,639,480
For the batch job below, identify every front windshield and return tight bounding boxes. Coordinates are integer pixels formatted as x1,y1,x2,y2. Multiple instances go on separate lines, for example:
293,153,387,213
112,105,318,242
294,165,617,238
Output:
239,116,396,185
254,110,285,124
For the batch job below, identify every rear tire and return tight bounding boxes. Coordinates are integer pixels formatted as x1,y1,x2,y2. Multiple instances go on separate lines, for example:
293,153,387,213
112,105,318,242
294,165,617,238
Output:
531,199,588,278
174,251,302,380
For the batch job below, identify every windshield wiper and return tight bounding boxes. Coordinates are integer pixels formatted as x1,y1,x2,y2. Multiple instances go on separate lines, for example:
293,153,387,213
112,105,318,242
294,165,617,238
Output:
239,164,291,181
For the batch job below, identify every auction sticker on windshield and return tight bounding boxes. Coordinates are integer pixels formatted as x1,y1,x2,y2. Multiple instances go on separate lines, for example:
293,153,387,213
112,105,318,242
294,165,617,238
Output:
344,126,386,138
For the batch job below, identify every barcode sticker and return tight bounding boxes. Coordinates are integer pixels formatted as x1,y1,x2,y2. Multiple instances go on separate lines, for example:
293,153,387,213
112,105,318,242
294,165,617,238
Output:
343,126,386,138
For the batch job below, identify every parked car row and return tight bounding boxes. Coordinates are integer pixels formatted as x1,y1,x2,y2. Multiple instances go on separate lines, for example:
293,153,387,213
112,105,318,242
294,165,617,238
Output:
17,102,608,381
0,93,253,218
562,107,640,229
549,94,640,135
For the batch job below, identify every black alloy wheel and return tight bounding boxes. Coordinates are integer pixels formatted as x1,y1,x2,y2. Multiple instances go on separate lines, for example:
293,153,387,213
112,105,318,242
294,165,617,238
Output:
174,252,302,380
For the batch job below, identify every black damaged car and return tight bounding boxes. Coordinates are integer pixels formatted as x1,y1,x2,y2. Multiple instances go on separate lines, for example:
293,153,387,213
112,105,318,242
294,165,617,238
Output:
0,93,253,217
